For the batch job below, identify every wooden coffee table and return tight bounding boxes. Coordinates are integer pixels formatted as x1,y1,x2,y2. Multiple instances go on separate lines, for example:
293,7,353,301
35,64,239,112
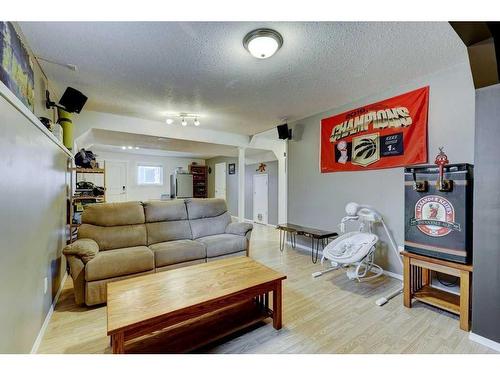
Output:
106,256,286,354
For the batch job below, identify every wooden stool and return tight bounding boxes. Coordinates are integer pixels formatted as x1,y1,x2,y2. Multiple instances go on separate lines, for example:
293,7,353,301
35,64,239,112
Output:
401,251,473,331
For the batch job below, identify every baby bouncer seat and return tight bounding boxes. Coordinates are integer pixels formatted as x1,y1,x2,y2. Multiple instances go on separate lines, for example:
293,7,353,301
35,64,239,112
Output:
314,202,399,283
322,231,382,281
313,202,403,305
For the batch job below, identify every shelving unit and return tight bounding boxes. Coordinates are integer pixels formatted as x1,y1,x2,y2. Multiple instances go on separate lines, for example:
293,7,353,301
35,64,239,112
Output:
189,164,208,198
68,162,106,243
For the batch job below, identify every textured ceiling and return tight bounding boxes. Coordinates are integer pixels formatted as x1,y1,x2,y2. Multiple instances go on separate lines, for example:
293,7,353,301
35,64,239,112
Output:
19,22,467,135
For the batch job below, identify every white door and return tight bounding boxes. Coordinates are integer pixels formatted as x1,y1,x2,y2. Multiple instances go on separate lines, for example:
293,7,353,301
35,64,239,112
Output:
106,161,128,202
253,174,268,224
214,162,227,200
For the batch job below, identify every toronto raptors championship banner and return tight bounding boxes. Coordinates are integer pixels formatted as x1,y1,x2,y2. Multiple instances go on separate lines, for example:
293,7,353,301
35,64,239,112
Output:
320,87,429,173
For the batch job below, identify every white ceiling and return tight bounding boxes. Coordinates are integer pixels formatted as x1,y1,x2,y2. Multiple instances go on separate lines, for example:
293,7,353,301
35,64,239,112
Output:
19,22,467,135
86,129,274,160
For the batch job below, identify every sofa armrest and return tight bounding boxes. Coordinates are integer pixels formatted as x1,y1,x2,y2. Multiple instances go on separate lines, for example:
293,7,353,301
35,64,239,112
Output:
63,238,99,264
66,255,86,305
225,222,253,236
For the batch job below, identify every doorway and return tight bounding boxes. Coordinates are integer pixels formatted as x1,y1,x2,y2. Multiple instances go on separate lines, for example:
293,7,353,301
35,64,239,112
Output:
214,162,227,200
253,174,268,224
106,161,128,202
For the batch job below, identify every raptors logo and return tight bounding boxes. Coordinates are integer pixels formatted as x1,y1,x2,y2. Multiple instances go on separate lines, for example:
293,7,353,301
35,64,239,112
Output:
410,195,461,237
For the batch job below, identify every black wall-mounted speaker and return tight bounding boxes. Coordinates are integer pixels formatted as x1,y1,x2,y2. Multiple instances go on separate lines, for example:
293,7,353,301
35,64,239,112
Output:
277,123,292,140
59,87,88,114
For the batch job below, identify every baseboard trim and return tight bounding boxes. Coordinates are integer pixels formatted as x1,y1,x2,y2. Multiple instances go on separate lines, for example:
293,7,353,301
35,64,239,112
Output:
285,240,324,257
383,270,403,281
232,216,276,228
469,332,500,352
30,272,67,354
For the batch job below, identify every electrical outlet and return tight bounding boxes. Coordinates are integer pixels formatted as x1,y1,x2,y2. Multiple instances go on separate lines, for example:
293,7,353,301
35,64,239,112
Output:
44,277,48,295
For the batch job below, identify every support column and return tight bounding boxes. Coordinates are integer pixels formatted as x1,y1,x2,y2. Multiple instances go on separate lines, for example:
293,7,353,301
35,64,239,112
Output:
277,141,288,224
238,147,245,222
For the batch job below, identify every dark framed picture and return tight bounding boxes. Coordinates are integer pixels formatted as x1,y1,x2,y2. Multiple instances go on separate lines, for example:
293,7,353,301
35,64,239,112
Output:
228,163,235,175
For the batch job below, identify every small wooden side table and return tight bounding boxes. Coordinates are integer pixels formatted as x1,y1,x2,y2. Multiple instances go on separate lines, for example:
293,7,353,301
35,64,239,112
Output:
401,251,473,331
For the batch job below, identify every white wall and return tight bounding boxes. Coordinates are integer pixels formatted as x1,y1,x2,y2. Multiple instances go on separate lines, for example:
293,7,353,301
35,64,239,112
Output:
288,62,475,274
88,150,205,201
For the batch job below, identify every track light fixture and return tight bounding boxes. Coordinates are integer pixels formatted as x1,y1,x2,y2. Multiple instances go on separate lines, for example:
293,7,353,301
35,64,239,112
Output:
164,114,201,127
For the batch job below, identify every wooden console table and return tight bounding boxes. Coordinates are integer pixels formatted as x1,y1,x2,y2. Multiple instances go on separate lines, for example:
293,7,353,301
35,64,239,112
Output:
401,251,473,331
276,223,338,263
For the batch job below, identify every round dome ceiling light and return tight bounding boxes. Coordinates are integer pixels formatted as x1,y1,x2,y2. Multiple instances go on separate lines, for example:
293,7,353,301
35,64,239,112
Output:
166,118,173,125
243,28,283,59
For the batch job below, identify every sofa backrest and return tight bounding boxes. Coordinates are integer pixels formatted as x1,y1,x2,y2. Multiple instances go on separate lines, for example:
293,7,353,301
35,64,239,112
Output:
143,200,192,245
77,199,232,248
186,198,231,239
78,201,147,250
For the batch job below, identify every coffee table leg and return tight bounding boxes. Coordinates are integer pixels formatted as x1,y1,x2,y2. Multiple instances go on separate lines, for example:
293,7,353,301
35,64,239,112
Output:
112,332,125,354
272,281,282,330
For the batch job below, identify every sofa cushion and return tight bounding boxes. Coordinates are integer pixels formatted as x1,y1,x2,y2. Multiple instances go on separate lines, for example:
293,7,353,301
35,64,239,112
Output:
78,223,147,251
186,198,227,219
190,212,231,239
149,240,206,267
196,234,247,258
146,221,192,245
85,246,154,281
82,201,145,226
143,200,188,222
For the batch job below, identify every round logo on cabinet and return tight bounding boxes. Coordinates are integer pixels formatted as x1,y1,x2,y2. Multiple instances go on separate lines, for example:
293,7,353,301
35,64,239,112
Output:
412,195,458,237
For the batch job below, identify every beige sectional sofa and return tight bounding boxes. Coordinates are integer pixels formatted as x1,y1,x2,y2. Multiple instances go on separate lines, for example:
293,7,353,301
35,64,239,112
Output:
63,198,253,306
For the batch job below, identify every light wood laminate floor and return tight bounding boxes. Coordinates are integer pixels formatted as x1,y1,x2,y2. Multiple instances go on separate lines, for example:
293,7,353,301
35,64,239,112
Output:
37,224,494,354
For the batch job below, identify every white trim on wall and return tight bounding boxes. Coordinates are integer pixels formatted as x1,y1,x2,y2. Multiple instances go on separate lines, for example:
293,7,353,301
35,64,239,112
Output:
232,216,275,228
383,270,403,281
30,272,68,354
469,332,500,352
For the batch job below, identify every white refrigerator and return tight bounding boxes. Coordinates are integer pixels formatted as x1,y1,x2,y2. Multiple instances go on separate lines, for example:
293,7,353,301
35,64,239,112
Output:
170,171,193,198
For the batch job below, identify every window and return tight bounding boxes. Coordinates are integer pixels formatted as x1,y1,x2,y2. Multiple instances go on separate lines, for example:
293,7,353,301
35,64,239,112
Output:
137,165,163,185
